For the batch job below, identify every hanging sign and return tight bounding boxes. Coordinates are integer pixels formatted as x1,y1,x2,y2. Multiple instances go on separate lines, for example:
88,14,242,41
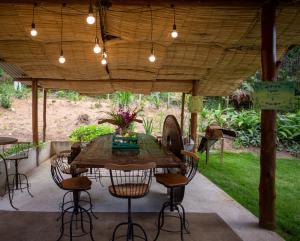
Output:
253,81,295,110
189,96,203,113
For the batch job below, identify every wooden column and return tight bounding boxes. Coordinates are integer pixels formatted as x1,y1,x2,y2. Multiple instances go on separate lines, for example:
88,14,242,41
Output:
42,88,47,142
259,1,277,230
32,80,38,145
190,80,199,149
180,93,186,133
32,79,39,166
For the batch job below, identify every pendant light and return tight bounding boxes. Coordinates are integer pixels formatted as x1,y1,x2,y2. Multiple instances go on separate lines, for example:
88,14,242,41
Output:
86,0,95,25
148,6,156,63
93,10,101,54
30,3,38,37
171,4,178,39
101,47,107,65
58,4,65,64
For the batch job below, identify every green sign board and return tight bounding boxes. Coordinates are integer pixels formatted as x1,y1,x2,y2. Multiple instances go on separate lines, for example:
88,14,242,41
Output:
189,96,203,113
253,81,295,110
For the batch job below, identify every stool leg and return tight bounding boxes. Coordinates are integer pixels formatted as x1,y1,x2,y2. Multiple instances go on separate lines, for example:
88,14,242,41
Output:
178,204,189,233
154,202,169,241
84,190,98,219
69,209,75,241
132,223,148,241
21,174,34,197
3,160,18,210
174,205,184,241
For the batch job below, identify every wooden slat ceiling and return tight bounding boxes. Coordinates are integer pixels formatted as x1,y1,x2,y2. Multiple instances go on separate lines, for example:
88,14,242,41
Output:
0,0,300,95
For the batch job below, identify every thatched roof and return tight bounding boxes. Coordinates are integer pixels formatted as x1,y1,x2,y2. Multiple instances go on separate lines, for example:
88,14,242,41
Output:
0,0,300,95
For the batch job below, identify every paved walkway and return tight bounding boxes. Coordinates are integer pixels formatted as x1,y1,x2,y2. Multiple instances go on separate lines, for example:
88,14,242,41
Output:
0,159,284,241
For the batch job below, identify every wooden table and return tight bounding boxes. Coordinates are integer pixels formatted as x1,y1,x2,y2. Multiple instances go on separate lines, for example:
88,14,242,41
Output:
0,137,18,146
0,136,18,210
72,133,182,169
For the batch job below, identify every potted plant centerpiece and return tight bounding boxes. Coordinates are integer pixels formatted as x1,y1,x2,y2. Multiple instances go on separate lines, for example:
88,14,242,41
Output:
98,107,142,148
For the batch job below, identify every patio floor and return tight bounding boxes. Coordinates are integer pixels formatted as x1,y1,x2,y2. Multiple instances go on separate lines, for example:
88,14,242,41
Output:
0,159,284,241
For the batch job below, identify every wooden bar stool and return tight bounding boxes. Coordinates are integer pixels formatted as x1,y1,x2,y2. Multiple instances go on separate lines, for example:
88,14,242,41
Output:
50,159,95,241
105,162,156,241
154,150,199,241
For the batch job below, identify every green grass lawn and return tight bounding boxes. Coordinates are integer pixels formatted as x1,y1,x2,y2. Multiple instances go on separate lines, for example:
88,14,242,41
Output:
198,151,300,241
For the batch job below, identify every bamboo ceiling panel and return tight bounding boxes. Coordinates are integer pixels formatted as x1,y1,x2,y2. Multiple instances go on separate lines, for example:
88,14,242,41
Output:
0,1,300,95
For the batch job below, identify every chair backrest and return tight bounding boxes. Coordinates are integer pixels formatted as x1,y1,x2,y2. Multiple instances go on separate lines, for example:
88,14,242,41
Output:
50,158,65,189
180,150,199,184
105,162,156,198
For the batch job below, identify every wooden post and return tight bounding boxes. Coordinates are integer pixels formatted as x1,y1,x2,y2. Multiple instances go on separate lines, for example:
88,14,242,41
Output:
259,1,277,230
42,88,47,142
180,93,186,133
32,79,39,166
190,80,199,150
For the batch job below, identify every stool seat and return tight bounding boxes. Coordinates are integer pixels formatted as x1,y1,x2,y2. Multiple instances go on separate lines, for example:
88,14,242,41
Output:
61,176,91,190
108,184,149,198
62,167,88,176
155,173,188,187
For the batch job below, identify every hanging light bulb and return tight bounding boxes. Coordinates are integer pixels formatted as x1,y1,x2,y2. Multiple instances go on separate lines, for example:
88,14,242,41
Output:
171,4,178,39
59,50,66,64
93,37,101,54
101,48,107,65
86,0,95,25
171,24,178,39
101,57,107,65
149,51,156,63
30,3,38,37
31,23,37,36
58,4,65,64
93,12,101,54
148,7,156,63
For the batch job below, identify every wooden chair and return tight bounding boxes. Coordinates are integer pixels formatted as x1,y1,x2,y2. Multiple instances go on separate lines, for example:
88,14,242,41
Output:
1,142,33,210
105,162,156,241
50,159,95,241
154,150,199,241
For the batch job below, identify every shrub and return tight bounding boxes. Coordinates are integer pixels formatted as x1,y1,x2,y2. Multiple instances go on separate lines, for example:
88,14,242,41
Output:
69,124,114,142
55,90,81,102
0,94,12,109
113,91,134,108
143,118,154,135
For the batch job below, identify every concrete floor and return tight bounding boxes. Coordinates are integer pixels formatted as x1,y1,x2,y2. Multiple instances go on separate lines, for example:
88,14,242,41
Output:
0,160,284,241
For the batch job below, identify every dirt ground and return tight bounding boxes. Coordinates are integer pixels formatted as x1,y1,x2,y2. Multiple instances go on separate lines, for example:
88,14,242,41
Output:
0,96,181,141
0,96,297,159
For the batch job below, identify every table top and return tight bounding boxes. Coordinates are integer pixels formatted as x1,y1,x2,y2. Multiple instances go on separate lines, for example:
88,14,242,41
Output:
0,137,18,145
72,133,182,168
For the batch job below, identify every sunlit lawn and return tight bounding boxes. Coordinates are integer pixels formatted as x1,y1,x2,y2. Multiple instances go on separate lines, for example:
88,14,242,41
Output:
198,151,300,241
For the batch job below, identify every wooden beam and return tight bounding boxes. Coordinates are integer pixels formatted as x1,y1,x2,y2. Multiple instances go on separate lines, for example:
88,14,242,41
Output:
42,89,47,143
16,78,195,83
180,93,186,133
190,80,199,150
259,0,277,230
0,0,263,7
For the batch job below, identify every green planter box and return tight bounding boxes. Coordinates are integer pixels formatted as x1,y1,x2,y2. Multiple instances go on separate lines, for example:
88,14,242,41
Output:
112,135,139,149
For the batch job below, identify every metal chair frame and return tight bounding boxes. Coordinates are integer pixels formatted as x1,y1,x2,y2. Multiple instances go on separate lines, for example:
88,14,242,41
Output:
106,162,156,241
